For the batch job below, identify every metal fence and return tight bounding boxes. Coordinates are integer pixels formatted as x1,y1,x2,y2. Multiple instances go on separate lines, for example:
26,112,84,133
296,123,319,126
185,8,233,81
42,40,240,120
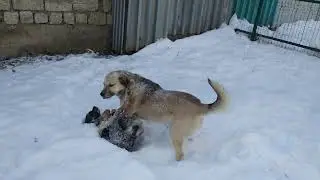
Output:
112,0,234,54
234,0,320,56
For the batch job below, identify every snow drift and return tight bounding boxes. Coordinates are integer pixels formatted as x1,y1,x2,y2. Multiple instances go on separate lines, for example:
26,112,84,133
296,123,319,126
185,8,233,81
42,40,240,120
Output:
1,25,320,180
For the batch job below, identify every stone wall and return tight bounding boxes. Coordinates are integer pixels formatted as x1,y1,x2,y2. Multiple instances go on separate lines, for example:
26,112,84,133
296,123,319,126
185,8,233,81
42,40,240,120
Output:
0,0,112,58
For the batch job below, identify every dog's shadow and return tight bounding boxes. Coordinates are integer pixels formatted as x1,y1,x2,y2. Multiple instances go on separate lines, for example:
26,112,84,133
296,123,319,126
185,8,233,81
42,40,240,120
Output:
141,121,171,148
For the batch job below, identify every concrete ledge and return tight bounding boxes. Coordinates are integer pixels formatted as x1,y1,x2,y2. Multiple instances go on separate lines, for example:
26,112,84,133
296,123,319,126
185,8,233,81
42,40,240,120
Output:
0,24,112,57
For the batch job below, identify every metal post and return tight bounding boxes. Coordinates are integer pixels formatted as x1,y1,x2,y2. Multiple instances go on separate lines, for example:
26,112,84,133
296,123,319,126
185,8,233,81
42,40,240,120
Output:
251,0,264,41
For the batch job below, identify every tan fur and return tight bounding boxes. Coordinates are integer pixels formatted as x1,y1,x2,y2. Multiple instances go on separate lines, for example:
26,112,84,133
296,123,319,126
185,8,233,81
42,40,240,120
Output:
100,70,228,161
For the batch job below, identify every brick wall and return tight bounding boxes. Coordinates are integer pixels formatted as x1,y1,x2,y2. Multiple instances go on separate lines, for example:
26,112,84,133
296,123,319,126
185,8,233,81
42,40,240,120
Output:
0,0,112,58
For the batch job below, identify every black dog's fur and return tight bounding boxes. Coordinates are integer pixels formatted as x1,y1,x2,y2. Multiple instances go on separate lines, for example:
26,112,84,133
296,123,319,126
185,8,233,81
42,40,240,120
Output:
83,106,144,152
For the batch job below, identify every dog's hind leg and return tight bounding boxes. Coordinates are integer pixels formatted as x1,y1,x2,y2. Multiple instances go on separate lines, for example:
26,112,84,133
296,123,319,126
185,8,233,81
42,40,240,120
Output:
170,116,204,161
170,120,185,161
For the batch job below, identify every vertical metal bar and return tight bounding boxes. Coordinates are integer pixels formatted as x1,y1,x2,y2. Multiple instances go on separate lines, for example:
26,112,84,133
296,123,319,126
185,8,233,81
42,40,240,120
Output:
238,0,246,18
154,0,161,40
201,0,209,32
119,0,124,53
266,0,277,26
112,0,118,52
219,0,230,26
115,0,121,53
251,0,264,41
204,0,213,31
234,0,241,18
135,0,142,51
210,0,217,29
146,0,155,44
212,0,221,29
111,0,115,51
123,0,130,53
260,0,269,26
173,0,181,35
249,0,258,23
140,0,147,50
242,0,250,21
118,0,126,54
181,0,187,35
189,0,197,34
164,0,170,37
146,0,151,43
197,0,205,34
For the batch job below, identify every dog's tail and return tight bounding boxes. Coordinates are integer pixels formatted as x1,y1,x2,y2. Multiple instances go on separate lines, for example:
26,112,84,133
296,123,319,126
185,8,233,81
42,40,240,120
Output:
203,78,228,114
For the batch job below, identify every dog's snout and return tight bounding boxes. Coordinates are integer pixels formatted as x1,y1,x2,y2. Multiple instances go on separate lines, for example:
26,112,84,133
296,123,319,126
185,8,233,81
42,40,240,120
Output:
100,90,105,97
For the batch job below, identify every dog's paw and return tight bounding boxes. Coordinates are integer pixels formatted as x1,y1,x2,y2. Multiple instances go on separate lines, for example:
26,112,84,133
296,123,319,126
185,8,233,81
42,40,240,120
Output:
175,152,184,161
110,109,117,116
101,109,111,118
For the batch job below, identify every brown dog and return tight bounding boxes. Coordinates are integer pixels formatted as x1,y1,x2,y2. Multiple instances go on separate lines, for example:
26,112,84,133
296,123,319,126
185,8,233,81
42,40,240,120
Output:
100,70,228,161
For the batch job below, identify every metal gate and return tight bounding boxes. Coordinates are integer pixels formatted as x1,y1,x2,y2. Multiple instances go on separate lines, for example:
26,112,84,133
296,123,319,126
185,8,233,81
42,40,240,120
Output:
234,0,320,56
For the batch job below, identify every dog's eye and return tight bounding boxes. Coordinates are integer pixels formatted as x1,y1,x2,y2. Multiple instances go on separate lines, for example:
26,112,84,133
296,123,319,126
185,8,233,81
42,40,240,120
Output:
108,84,115,87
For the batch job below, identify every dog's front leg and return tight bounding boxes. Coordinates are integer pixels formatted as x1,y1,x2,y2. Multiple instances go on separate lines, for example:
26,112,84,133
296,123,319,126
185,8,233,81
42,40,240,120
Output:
120,95,139,117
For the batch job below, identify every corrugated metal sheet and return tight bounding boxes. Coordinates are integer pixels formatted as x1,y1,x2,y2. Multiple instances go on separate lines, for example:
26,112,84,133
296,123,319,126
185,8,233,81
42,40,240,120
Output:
233,0,278,26
112,0,234,54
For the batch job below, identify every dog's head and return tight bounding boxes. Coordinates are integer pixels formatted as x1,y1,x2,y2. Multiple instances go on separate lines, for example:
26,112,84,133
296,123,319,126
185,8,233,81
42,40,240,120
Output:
83,106,101,125
100,70,132,99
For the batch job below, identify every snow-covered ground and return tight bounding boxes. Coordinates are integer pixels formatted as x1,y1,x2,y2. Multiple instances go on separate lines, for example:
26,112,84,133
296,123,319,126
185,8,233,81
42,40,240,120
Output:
1,25,320,180
229,14,320,56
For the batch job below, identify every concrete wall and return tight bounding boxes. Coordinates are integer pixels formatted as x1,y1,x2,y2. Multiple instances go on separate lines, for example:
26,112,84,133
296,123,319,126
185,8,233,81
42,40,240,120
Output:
0,0,112,58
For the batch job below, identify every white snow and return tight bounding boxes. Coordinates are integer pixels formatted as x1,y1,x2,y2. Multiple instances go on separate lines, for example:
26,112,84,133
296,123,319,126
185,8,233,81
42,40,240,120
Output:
229,14,320,55
1,25,320,180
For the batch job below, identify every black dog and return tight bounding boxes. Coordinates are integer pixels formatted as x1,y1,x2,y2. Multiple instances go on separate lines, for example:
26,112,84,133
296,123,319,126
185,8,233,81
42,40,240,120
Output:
83,106,144,152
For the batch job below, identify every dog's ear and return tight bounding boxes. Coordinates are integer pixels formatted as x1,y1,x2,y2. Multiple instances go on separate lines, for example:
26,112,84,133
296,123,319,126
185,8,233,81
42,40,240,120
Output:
119,74,130,87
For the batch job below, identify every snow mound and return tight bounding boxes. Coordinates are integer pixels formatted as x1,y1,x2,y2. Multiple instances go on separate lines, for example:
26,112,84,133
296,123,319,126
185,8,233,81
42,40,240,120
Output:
1,25,320,180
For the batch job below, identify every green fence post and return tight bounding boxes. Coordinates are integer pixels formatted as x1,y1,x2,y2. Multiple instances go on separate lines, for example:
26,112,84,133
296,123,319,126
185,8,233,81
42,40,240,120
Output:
250,0,264,41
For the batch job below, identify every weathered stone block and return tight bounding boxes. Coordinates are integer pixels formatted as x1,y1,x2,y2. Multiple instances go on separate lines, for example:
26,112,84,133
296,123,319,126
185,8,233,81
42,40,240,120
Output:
45,0,72,11
35,13,48,24
0,24,112,58
88,12,106,25
0,0,10,10
4,12,19,24
107,14,112,25
103,0,111,12
75,13,87,24
49,12,62,24
13,0,44,10
20,11,33,24
64,12,74,24
0,12,3,23
73,0,98,11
